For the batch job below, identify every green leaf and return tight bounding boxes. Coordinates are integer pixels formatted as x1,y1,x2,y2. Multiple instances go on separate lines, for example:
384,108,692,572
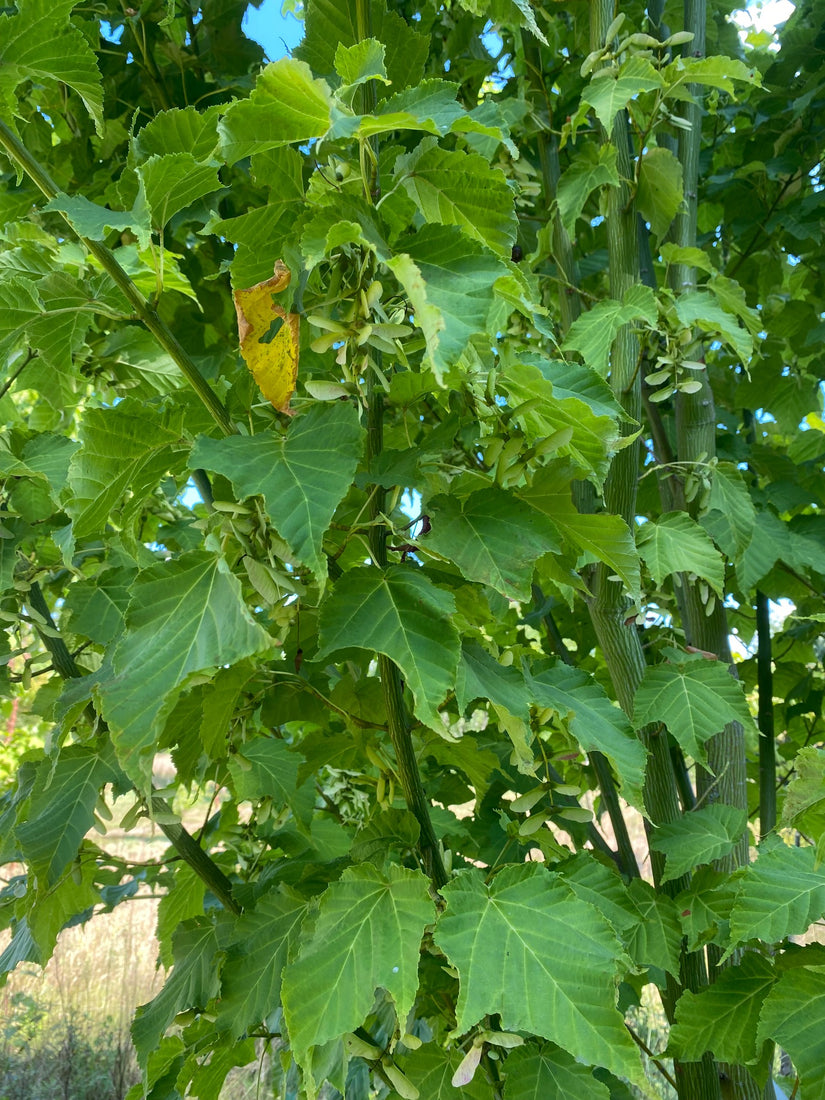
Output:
669,953,775,1064
623,878,682,977
756,964,825,1100
66,400,187,540
633,656,756,766
394,137,517,257
334,39,389,89
660,242,716,275
281,864,435,1076
16,746,117,886
132,919,222,1063
781,747,825,855
0,0,103,134
582,57,663,130
191,402,364,581
217,887,307,1038
673,867,739,952
0,277,44,360
43,194,149,248
96,553,272,780
649,804,749,884
701,463,756,559
218,58,333,164
387,225,507,382
521,467,641,602
434,865,643,1085
156,865,205,968
556,143,619,238
527,662,647,811
665,55,761,98
537,360,627,422
27,859,98,961
424,486,561,600
132,106,222,163
563,284,657,377
636,512,725,595
300,196,390,266
137,154,222,229
736,510,791,591
296,0,429,93
316,565,460,731
227,737,301,807
361,80,464,137
502,1042,611,1100
63,566,134,646
637,147,684,240
497,363,620,486
27,272,91,375
401,1044,490,1100
455,642,531,725
675,290,752,364
728,838,825,951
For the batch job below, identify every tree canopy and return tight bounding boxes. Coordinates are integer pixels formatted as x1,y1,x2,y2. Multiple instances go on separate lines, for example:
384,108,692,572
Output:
1,1,825,1098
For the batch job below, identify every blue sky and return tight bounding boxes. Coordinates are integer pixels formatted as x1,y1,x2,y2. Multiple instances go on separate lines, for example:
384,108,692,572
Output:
242,1,304,59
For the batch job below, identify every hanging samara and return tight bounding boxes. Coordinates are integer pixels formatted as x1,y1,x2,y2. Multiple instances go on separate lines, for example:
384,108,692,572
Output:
233,261,300,413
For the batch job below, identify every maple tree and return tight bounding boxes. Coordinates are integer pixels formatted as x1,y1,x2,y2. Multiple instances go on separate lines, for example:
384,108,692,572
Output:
1,0,825,1098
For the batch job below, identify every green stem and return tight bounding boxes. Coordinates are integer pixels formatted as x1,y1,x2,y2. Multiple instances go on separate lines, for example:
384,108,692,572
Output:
0,119,234,438
25,582,240,915
366,385,447,890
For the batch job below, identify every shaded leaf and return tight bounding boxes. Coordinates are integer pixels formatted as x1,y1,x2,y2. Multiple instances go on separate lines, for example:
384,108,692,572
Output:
556,143,619,238
16,746,118,887
701,463,756,558
670,953,775,1064
217,888,307,1038
96,553,272,780
0,0,103,133
395,138,517,257
637,147,684,240
296,0,429,93
424,486,561,600
317,565,460,731
501,1042,611,1100
191,401,364,580
528,662,647,812
636,512,725,595
132,919,221,1063
650,804,749,884
227,737,301,807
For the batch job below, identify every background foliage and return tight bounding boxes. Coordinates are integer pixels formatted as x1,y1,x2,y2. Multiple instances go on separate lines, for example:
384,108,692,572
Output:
1,0,825,1098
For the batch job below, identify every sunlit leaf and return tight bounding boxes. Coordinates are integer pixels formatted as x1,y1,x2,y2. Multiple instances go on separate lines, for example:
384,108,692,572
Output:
282,864,434,1081
434,865,644,1085
633,655,757,766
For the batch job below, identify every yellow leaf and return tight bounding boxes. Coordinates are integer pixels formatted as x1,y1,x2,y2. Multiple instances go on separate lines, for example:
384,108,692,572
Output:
234,261,300,413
